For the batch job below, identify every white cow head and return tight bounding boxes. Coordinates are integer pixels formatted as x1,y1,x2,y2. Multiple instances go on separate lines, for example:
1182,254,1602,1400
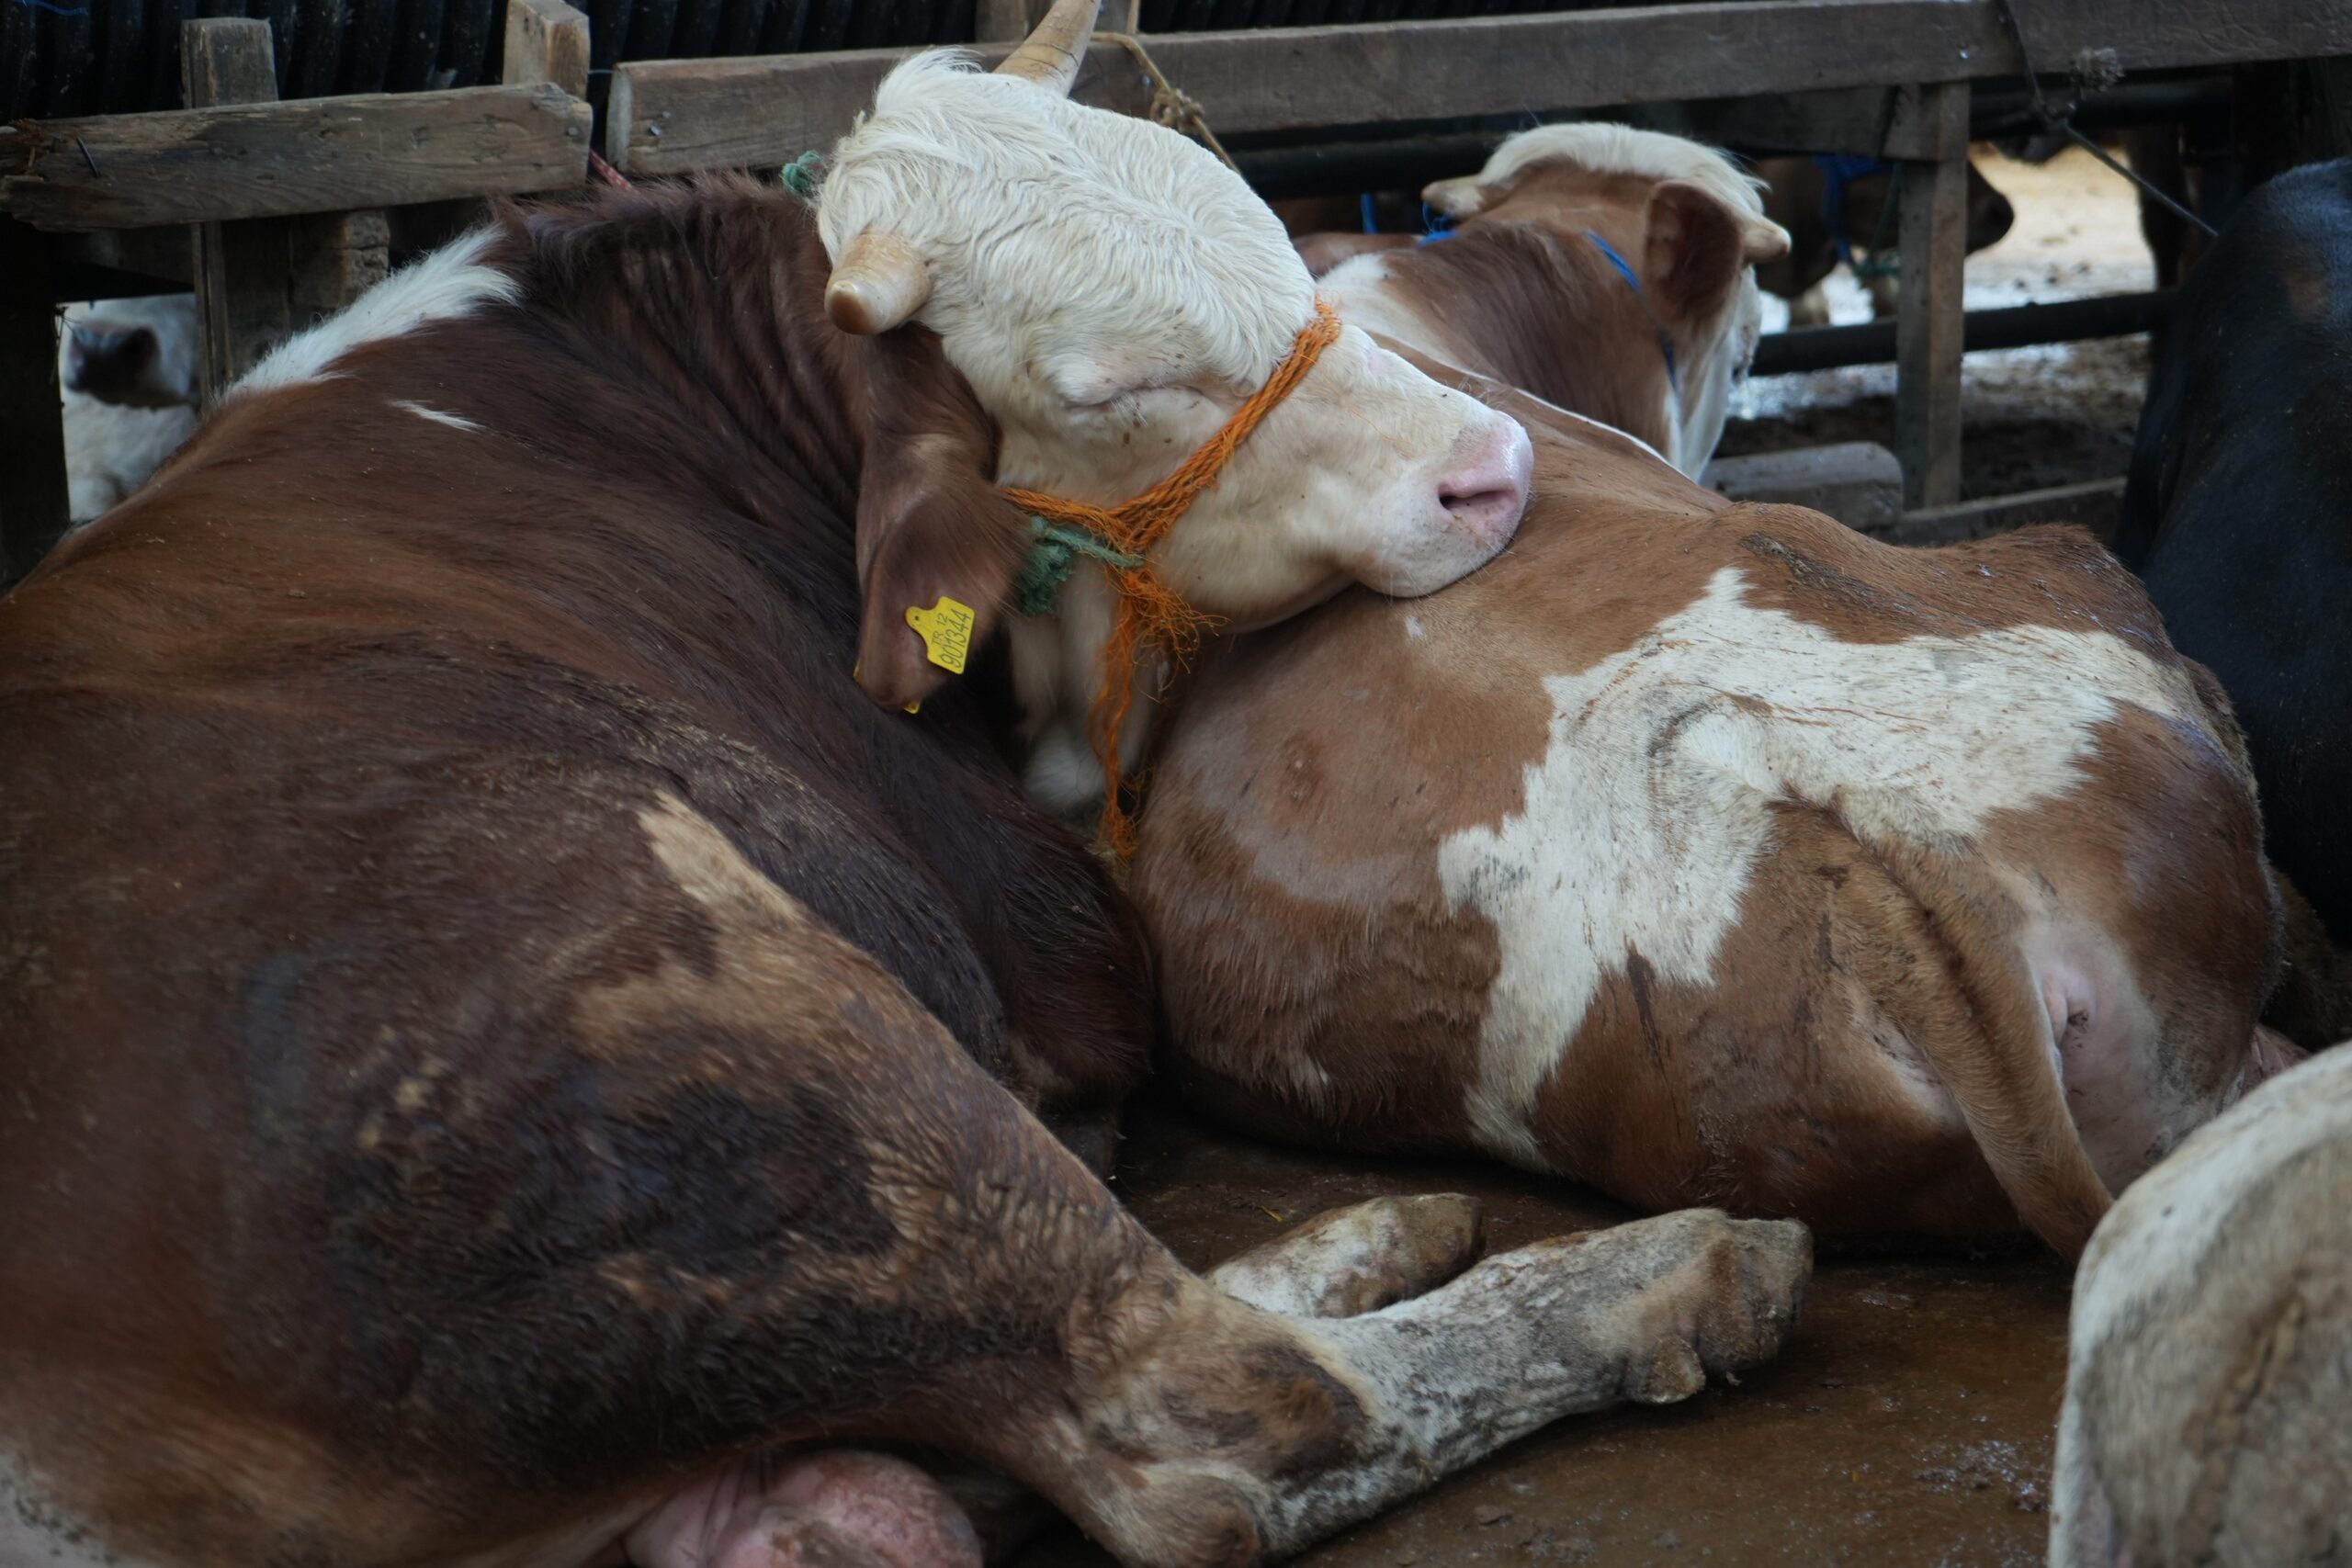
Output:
815,0,1531,643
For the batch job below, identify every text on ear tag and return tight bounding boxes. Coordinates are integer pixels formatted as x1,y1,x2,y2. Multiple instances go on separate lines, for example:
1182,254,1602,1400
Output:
906,595,976,674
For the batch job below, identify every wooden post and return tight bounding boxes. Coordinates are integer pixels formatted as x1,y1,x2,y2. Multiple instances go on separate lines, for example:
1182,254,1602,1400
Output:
184,17,391,406
0,218,70,584
1891,81,1970,511
185,18,287,403
504,0,591,99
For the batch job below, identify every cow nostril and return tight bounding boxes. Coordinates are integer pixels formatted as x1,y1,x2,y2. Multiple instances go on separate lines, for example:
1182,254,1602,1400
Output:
1436,419,1532,540
1442,481,1519,521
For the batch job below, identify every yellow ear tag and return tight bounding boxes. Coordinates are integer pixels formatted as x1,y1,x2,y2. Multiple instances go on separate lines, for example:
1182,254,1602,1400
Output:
905,595,976,676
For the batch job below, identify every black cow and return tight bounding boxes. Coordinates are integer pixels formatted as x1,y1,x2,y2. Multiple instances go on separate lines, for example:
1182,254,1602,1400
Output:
2114,157,2352,1036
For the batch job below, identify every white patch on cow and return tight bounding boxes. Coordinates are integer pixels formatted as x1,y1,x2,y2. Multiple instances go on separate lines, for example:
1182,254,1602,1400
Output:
2067,1046,2352,1373
236,230,520,397
1403,615,1426,640
1435,567,2204,1167
388,399,484,434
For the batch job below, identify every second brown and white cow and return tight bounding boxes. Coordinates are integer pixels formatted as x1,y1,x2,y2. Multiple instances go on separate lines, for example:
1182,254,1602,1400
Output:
1131,365,2285,1261
1285,125,1790,479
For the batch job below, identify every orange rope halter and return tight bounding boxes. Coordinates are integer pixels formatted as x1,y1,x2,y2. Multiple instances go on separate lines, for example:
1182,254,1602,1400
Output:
1004,299,1343,859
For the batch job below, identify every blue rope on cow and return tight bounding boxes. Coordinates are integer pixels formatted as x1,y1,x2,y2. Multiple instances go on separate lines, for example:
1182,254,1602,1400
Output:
1014,514,1146,617
1582,230,1679,396
1360,192,1380,233
1814,152,1902,279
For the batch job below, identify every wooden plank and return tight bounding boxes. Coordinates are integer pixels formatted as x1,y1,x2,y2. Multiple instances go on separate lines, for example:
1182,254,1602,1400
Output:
1891,476,2127,547
1893,82,1970,511
1641,86,1894,158
503,0,591,98
185,18,290,405
1,85,591,231
0,218,69,585
606,0,2352,176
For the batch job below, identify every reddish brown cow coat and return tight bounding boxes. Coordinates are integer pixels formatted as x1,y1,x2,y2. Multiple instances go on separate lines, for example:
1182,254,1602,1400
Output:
1133,378,2280,1260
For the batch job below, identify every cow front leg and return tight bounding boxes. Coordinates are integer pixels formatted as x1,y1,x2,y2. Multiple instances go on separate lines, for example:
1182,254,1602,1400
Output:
981,1208,1811,1567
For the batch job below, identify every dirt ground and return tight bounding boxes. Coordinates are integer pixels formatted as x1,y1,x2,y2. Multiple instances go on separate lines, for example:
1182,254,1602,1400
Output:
1718,145,2160,500
1014,1101,2070,1568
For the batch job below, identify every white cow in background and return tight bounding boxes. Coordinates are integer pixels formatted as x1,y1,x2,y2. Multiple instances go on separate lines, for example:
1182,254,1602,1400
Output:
58,294,199,523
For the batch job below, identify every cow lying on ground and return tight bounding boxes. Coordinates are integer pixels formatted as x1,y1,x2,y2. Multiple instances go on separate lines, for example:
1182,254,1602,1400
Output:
0,6,1813,1564
1750,153,2015,325
58,293,199,521
1302,124,1791,479
1130,354,2287,1261
2051,1041,2350,1566
2112,157,2352,1045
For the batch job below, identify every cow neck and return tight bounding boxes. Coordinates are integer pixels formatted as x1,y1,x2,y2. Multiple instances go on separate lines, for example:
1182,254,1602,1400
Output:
512,186,873,523
1002,299,1342,858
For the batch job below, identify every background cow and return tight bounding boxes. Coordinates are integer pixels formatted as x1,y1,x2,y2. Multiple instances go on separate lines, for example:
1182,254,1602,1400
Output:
1751,153,2016,324
1306,124,1790,479
57,294,199,522
1132,356,2283,1263
2051,1041,2352,1567
2111,156,2352,1045
0,6,1810,1564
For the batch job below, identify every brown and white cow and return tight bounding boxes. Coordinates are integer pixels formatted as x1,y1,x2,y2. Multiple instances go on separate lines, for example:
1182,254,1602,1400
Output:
2051,1038,2342,1567
0,6,1813,1565
1298,125,1791,479
1130,362,2283,1262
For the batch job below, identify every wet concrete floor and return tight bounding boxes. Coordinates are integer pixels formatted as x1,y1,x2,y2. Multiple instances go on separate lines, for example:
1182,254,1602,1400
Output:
1021,1100,2071,1568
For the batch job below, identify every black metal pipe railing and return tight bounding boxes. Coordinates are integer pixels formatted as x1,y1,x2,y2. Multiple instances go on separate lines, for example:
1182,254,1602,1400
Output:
1751,288,2174,377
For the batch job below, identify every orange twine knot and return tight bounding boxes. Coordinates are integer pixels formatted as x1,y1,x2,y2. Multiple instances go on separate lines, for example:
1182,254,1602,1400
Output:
1004,299,1342,860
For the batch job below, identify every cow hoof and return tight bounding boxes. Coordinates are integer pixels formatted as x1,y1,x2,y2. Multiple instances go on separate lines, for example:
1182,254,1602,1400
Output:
1612,1212,1813,1404
1208,1192,1486,1317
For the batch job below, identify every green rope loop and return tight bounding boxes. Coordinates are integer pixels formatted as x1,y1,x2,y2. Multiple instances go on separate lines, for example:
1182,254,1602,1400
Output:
781,151,823,200
1015,515,1144,618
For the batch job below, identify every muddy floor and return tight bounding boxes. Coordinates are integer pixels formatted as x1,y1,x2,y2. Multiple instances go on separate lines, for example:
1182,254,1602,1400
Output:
1720,144,2159,500
1015,1100,2071,1568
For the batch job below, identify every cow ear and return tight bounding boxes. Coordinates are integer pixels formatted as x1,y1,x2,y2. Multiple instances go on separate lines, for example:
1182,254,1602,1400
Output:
1643,179,1764,322
1420,173,1492,220
852,332,1028,714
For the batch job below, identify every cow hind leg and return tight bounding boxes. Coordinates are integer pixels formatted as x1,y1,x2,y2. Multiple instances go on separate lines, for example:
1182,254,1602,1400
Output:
999,1208,1811,1566
501,800,1810,1568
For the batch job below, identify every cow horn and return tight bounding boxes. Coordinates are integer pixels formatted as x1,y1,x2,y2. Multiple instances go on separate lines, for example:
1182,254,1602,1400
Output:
993,0,1100,96
826,231,932,334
